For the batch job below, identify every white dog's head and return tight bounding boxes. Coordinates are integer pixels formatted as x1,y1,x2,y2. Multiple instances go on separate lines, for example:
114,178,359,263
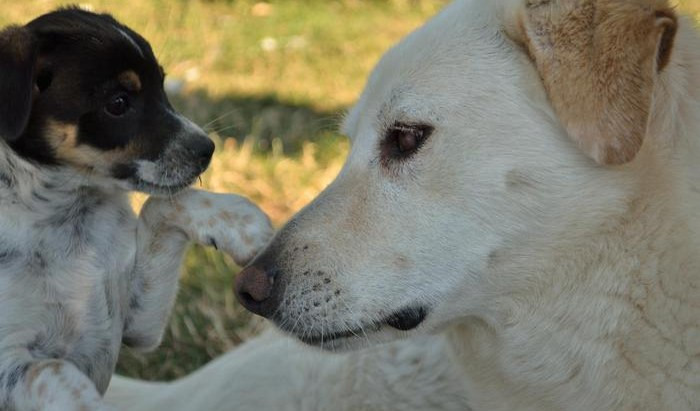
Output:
235,0,681,350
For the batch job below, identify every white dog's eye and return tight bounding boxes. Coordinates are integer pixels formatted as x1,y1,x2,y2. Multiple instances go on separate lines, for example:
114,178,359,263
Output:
380,123,433,164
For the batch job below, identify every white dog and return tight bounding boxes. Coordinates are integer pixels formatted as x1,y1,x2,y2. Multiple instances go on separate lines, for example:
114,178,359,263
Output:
107,0,700,409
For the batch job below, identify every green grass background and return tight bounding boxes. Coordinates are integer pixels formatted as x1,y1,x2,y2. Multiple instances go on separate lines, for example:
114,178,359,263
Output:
2,0,698,380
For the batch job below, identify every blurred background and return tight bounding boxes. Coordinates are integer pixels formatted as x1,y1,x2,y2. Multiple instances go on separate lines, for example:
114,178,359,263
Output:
2,0,699,381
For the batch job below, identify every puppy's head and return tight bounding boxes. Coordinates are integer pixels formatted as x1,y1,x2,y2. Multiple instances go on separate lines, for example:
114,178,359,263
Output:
0,8,214,195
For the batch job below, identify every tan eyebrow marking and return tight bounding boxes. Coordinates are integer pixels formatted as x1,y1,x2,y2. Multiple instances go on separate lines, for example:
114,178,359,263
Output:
118,70,142,92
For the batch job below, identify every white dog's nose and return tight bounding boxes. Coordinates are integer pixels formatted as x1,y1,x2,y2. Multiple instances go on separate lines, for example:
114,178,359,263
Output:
235,265,279,317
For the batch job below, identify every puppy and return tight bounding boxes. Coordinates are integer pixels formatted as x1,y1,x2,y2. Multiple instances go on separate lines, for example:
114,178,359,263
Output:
0,8,272,411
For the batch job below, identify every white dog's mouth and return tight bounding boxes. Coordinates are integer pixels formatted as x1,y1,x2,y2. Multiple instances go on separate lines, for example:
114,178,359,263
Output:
295,306,428,348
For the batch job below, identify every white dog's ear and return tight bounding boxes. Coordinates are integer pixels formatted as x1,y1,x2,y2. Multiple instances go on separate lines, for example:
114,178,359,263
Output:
511,0,677,165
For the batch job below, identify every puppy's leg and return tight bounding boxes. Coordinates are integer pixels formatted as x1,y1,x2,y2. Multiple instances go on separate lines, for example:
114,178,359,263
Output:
123,188,273,350
2,356,113,411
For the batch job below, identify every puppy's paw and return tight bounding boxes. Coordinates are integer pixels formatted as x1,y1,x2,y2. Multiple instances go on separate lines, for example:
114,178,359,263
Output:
143,189,274,265
94,402,119,411
41,398,117,411
26,360,120,411
186,192,274,265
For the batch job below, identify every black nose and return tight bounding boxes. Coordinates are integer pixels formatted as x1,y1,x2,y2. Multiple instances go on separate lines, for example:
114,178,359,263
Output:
235,264,282,318
183,136,215,167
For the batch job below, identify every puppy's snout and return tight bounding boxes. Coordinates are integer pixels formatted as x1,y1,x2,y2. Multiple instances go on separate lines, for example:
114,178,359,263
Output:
235,265,281,318
182,136,215,167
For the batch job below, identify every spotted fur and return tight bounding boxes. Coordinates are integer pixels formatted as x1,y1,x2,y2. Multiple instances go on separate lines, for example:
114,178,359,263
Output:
0,8,273,411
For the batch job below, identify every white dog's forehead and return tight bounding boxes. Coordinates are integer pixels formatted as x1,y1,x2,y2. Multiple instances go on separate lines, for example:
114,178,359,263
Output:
342,0,512,139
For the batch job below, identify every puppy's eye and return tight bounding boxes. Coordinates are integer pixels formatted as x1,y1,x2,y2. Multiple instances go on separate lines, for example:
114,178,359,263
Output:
105,94,130,117
381,123,434,162
36,70,53,92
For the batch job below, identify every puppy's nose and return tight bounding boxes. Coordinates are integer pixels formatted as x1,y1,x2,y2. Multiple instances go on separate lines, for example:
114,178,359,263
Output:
183,136,215,166
235,265,280,318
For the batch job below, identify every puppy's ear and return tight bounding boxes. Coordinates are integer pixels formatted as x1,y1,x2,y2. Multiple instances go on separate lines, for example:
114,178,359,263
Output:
513,0,677,165
0,26,37,142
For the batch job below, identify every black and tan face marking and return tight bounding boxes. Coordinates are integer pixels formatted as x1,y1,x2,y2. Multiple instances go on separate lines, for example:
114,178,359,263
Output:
0,7,214,194
118,70,142,93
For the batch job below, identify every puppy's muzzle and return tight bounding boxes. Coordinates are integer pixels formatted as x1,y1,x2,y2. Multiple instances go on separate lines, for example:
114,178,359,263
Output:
182,134,215,169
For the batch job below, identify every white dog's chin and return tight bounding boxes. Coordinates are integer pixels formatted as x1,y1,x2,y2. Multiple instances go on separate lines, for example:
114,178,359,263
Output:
293,325,417,352
286,306,431,352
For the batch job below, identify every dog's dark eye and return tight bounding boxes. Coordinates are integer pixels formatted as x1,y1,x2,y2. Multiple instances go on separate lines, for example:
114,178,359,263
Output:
36,70,53,92
381,123,434,162
105,94,130,117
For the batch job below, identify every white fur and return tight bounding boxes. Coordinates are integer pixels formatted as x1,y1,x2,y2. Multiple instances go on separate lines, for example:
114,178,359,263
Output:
0,143,272,411
107,0,700,409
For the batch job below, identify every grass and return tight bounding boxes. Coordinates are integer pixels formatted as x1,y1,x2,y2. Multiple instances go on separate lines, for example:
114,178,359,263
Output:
4,0,700,381
2,0,447,380
115,0,449,381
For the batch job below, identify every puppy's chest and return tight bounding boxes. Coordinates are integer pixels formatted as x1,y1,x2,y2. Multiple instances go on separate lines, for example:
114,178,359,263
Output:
9,192,137,293
0,191,137,387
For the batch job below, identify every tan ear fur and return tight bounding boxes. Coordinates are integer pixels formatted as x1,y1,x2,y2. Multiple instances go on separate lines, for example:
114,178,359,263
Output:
515,0,677,165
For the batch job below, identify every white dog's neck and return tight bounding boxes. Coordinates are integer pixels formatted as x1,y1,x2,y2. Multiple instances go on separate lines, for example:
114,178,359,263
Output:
446,19,700,411
450,193,699,410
